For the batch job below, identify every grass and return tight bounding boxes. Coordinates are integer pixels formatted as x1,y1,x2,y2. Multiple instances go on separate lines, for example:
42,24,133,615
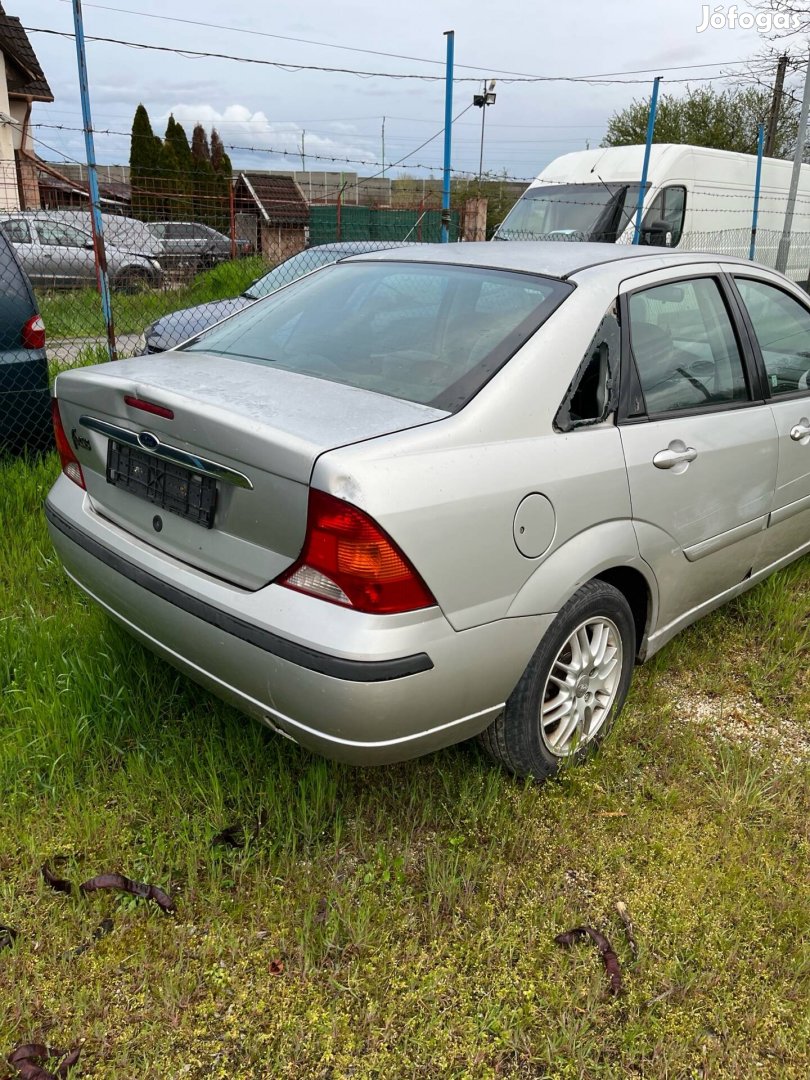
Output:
1,452,809,1078
37,257,266,341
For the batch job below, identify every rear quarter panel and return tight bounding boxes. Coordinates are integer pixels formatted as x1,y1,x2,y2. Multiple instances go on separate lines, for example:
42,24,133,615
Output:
313,277,642,631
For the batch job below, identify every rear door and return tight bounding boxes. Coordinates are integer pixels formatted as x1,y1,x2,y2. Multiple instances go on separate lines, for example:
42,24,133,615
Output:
166,223,198,260
34,220,97,287
727,270,810,565
617,267,778,633
0,218,42,286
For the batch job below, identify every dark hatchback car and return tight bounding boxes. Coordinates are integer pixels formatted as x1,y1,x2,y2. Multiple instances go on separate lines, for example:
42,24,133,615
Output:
0,227,51,455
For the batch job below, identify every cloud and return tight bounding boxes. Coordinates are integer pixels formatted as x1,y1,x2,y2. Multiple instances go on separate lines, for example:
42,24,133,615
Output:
157,103,380,169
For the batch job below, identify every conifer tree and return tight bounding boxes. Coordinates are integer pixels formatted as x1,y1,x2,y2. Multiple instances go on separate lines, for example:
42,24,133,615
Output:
129,104,162,220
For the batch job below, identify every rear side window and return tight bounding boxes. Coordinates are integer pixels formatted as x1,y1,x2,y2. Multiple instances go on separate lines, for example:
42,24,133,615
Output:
555,303,620,431
628,278,749,415
37,221,88,247
184,261,572,411
1,219,32,244
734,277,810,396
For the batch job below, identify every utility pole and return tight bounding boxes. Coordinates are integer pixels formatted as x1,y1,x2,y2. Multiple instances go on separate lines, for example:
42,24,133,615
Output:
776,51,810,273
381,116,385,177
299,130,306,172
764,53,788,158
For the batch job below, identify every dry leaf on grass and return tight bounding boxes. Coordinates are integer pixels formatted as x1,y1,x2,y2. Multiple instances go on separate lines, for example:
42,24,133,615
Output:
7,1043,81,1080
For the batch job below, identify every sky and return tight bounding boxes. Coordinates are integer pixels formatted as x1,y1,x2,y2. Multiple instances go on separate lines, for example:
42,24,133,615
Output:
21,0,774,181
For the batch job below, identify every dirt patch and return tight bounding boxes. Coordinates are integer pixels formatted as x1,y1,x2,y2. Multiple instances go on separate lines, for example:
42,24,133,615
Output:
660,678,810,765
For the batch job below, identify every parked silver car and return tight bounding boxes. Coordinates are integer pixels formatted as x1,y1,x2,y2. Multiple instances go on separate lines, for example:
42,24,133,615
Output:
0,213,162,290
146,221,250,269
46,243,810,778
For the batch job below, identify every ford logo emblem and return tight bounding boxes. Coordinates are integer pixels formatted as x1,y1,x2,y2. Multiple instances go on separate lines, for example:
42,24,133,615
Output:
138,431,160,451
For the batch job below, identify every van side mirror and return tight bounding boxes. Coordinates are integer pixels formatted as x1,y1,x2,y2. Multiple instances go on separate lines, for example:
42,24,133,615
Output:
642,220,672,247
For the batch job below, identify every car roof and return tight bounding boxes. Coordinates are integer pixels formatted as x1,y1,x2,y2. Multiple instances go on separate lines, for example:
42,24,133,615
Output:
342,240,757,280
316,241,409,253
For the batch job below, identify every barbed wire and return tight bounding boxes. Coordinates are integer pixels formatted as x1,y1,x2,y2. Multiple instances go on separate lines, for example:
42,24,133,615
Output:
26,124,810,211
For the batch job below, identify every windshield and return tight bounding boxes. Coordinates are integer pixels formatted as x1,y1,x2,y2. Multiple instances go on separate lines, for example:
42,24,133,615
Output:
496,183,645,242
185,260,572,411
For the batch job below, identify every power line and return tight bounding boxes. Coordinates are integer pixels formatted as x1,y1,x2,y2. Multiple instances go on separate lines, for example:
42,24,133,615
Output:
24,26,766,85
49,0,771,84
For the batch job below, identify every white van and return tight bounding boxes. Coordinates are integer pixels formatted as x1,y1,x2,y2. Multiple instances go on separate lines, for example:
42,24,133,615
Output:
495,143,810,283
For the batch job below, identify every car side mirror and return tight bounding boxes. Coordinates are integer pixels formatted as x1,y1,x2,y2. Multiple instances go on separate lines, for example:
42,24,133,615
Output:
84,241,95,251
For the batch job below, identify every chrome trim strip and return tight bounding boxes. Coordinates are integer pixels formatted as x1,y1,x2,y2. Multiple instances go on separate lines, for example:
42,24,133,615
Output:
79,415,254,490
682,514,767,563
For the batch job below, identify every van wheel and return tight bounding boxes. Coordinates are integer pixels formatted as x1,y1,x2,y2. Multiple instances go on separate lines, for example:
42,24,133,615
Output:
479,580,636,780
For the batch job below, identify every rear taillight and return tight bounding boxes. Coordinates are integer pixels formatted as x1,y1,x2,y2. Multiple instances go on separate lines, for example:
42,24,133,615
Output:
278,490,436,615
22,314,45,350
51,399,86,489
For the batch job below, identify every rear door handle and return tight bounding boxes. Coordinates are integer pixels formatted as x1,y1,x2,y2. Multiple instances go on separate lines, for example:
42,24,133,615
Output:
653,441,698,471
789,418,810,443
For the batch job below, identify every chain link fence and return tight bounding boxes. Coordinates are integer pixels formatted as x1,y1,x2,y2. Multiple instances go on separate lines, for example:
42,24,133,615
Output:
5,156,810,458
0,225,51,456
0,160,469,455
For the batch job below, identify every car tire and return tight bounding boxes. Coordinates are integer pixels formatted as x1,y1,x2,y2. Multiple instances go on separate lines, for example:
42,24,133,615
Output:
115,267,153,294
197,253,218,272
479,579,636,780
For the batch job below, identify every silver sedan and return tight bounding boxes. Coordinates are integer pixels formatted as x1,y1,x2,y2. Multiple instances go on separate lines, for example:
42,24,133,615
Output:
46,243,810,778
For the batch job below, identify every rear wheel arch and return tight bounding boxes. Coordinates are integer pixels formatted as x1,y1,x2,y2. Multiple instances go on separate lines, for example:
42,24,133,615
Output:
479,577,637,779
593,565,654,660
115,265,154,293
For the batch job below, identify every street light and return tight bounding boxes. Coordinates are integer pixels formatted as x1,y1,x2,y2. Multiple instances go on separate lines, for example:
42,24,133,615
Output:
473,79,496,182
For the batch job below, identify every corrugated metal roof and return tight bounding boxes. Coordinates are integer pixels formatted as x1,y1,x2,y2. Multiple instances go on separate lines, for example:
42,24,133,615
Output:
236,172,308,225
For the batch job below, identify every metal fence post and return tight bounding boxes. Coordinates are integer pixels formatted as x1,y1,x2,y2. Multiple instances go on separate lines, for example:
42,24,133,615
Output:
632,76,662,246
71,0,117,361
441,31,455,243
776,50,810,274
749,123,765,262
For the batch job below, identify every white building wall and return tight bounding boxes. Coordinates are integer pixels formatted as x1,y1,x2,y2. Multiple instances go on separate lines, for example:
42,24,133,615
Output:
0,49,21,211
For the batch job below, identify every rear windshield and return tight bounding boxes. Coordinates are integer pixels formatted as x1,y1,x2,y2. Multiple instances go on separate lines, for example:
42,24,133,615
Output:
183,260,572,411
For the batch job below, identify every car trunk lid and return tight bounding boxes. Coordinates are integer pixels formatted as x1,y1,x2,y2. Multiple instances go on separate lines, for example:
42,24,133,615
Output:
55,352,446,588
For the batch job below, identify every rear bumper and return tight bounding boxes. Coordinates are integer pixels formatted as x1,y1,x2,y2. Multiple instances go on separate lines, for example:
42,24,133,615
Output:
45,476,554,764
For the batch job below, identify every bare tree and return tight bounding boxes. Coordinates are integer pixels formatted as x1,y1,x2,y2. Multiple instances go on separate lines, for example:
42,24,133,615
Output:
750,1,810,42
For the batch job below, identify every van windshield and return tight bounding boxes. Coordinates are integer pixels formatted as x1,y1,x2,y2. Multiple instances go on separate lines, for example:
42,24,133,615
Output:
495,183,645,243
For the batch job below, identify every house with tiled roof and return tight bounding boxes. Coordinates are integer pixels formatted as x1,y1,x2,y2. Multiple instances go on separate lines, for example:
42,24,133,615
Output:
0,3,53,210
